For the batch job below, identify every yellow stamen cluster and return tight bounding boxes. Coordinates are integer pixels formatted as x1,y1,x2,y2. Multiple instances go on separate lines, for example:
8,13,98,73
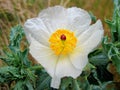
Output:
49,29,77,55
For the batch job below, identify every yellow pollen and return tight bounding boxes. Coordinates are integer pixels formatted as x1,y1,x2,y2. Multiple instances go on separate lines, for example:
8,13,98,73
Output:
49,29,77,55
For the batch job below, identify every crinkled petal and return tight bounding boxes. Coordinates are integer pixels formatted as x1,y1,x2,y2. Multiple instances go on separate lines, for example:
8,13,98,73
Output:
39,6,66,20
24,18,50,46
70,20,103,69
69,48,88,70
51,55,82,89
29,36,58,77
55,55,82,78
77,20,104,53
38,6,68,30
38,6,91,34
67,7,91,36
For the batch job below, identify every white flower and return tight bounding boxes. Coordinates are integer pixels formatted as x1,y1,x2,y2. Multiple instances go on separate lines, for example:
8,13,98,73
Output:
24,6,104,89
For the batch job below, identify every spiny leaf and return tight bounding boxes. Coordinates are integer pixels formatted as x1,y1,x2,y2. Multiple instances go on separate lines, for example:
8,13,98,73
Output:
14,81,24,90
89,50,108,66
25,80,34,90
60,77,73,90
9,25,24,49
36,75,51,90
72,79,81,90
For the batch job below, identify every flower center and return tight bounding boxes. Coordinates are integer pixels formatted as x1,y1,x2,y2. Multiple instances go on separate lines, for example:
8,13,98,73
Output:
49,29,77,55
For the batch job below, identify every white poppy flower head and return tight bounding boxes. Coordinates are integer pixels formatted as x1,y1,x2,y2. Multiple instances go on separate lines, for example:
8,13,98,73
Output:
24,6,104,89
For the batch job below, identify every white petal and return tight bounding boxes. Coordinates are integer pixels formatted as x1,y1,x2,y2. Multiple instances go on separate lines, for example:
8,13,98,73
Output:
38,6,91,34
24,18,50,46
67,7,91,36
51,76,61,89
39,6,66,19
51,55,82,88
29,37,58,77
77,20,104,53
38,6,68,30
55,55,82,78
69,49,88,70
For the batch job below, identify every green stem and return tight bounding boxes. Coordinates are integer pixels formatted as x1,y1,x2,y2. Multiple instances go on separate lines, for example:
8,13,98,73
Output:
115,42,120,48
73,79,81,90
28,65,42,70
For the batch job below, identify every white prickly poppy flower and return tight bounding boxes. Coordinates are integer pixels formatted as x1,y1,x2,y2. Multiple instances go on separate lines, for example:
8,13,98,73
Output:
24,6,104,89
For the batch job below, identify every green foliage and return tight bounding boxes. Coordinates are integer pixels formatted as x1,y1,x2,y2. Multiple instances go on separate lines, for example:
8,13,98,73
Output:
0,66,20,83
83,1,120,89
10,25,24,49
86,49,113,90
0,25,40,90
60,77,73,90
102,36,120,73
89,49,109,66
104,0,120,74
36,69,51,90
